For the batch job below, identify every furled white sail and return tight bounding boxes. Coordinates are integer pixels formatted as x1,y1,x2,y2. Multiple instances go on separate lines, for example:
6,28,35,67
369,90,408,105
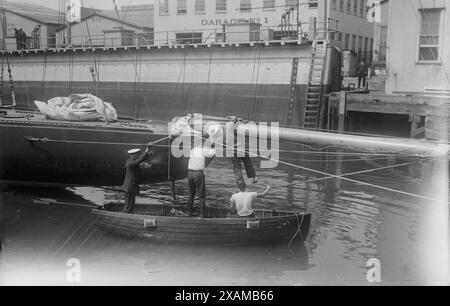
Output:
35,94,118,122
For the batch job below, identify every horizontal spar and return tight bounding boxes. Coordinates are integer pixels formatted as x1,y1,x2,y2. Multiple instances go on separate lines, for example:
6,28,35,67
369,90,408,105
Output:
177,114,450,158
271,127,450,158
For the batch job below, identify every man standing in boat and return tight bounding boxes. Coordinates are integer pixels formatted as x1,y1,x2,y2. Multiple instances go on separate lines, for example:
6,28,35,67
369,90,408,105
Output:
208,118,258,185
122,147,153,213
187,136,216,218
230,180,271,218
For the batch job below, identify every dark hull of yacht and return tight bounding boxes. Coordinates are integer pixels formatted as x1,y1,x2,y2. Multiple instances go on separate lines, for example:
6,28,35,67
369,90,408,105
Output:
0,109,188,187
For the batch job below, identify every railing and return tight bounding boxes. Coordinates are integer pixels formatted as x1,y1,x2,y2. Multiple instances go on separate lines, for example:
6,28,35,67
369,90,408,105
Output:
0,22,338,52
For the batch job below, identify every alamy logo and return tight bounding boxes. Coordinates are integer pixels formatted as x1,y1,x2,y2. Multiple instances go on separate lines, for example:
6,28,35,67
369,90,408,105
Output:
367,0,382,23
66,258,81,283
366,258,381,283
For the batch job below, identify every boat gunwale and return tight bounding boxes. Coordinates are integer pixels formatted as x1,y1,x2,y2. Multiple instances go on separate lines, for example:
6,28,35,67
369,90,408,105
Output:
92,204,310,223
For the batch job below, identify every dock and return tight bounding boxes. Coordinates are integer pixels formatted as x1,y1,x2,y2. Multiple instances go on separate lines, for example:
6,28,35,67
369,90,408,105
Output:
328,91,450,141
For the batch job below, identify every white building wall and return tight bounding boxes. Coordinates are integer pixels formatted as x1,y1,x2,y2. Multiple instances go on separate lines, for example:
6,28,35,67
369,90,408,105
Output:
386,0,450,94
153,0,374,53
153,0,320,44
55,15,147,47
327,0,374,54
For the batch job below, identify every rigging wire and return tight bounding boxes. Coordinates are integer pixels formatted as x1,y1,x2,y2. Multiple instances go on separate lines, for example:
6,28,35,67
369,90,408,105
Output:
269,159,423,189
215,139,448,204
41,52,48,100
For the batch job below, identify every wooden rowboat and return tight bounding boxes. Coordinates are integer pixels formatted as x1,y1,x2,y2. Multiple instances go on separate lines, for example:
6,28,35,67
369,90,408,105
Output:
92,203,311,246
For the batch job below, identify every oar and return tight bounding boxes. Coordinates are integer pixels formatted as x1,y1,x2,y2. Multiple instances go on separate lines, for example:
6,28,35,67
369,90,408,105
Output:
33,198,100,209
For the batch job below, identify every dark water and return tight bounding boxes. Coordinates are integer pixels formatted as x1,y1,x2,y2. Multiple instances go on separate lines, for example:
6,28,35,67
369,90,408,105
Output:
0,144,449,286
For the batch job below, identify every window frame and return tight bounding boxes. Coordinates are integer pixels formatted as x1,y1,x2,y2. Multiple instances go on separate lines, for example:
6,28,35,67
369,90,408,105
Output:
159,0,169,16
353,0,358,16
285,0,297,9
417,8,443,63
347,0,352,15
177,0,187,15
331,0,337,10
240,0,252,12
263,0,276,10
339,0,345,12
195,0,206,14
360,0,365,18
216,0,227,13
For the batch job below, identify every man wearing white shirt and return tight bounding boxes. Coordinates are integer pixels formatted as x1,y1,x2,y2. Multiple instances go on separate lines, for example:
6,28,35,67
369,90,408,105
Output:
230,180,271,218
187,140,216,218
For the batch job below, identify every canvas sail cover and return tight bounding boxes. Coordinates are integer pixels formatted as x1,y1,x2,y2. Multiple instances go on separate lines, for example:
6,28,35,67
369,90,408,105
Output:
35,94,118,122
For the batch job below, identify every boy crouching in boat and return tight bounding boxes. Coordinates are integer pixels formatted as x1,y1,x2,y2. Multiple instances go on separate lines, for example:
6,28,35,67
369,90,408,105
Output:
230,180,271,218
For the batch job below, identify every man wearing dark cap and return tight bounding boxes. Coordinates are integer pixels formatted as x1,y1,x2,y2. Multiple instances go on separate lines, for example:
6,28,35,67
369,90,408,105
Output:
122,147,153,213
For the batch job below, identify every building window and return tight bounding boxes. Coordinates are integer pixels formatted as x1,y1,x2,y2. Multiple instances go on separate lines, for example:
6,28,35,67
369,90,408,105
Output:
216,0,227,12
159,0,169,15
370,38,374,56
364,37,368,52
195,0,205,14
345,33,350,49
176,32,203,44
264,0,275,10
309,0,318,8
240,0,252,11
418,9,442,61
177,0,187,15
331,0,337,10
347,0,352,14
338,32,343,42
352,34,356,52
339,0,344,11
360,0,365,18
353,0,358,16
285,0,297,9
330,31,335,41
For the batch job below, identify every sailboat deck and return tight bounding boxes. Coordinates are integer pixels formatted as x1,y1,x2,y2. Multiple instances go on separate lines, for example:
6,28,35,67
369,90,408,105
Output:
0,108,168,133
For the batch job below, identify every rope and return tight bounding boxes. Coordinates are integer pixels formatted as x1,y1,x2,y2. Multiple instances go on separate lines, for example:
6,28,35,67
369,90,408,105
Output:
41,52,48,100
288,214,305,248
24,135,171,147
68,53,73,94
215,138,450,205
270,160,422,189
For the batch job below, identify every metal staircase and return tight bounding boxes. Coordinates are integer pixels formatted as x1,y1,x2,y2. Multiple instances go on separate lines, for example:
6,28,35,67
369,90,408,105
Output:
304,41,327,129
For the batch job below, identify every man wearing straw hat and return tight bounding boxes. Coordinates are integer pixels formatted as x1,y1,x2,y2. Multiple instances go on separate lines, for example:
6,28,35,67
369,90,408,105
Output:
122,147,153,213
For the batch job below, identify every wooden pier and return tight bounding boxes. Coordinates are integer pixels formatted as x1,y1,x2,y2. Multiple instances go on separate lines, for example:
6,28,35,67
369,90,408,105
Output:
328,92,450,141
